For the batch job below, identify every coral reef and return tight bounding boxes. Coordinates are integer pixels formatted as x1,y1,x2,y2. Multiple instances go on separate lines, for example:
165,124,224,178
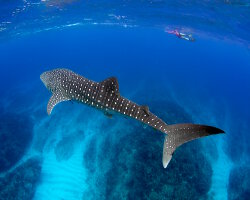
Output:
0,157,42,200
0,113,33,172
228,165,250,200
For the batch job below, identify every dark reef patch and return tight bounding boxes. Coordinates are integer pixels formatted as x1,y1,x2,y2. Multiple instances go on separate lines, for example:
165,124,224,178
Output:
224,118,250,164
83,99,213,200
33,119,51,153
225,124,245,163
0,157,42,200
0,112,33,173
55,136,75,161
83,136,97,174
55,130,84,161
228,165,250,200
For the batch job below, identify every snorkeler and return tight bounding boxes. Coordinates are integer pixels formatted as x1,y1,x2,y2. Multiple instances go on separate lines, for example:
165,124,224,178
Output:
166,29,195,42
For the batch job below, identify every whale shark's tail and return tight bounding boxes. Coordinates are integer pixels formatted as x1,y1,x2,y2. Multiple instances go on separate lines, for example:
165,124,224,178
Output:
162,124,224,168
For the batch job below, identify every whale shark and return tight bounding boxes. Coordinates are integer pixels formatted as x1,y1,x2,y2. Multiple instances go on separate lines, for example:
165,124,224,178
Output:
40,68,224,168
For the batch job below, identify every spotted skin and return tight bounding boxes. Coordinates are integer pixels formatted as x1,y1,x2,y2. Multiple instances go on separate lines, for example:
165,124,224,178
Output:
40,68,225,168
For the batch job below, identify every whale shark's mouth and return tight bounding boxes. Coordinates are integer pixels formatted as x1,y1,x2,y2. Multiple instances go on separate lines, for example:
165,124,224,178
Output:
40,71,52,91
40,71,49,80
40,72,47,85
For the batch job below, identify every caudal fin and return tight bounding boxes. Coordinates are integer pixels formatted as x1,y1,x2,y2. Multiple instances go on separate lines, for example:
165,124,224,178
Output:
162,124,224,168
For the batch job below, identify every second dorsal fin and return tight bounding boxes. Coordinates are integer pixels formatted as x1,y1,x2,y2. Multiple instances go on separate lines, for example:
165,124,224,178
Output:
141,105,149,116
100,77,120,96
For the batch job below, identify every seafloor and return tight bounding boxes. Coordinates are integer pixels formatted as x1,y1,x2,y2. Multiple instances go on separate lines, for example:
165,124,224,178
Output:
0,76,249,200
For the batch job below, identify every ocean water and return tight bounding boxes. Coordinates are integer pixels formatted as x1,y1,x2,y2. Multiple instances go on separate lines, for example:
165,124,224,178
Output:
0,1,250,200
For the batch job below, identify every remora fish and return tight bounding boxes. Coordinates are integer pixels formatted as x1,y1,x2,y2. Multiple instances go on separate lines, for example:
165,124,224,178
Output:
40,68,224,168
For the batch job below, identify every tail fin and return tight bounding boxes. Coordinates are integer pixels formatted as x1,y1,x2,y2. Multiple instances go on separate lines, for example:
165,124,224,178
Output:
162,124,224,168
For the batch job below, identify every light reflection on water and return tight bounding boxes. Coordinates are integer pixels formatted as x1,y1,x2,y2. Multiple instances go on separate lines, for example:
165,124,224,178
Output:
0,0,249,46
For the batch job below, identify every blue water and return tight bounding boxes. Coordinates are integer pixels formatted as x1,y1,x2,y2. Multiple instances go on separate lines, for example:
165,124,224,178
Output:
0,1,250,200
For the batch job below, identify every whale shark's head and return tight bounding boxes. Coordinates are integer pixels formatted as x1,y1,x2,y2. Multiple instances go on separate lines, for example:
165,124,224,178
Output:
40,69,62,92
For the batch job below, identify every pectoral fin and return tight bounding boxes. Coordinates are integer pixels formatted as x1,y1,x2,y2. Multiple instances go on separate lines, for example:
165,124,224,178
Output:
47,93,70,115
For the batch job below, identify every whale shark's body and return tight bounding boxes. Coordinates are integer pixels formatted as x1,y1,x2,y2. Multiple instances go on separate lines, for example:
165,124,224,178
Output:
41,68,224,168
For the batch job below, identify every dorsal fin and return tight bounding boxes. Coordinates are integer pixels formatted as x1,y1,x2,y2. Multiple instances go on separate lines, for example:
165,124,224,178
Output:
47,93,70,115
100,77,120,96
